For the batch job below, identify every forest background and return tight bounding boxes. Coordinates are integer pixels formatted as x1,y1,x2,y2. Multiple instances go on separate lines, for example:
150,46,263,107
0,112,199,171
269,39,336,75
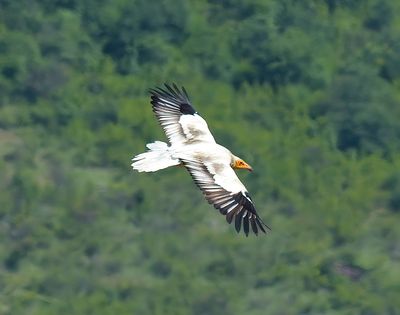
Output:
1,0,400,314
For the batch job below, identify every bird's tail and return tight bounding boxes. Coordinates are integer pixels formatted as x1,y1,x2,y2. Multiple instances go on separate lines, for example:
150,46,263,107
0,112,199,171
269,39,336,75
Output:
131,141,180,172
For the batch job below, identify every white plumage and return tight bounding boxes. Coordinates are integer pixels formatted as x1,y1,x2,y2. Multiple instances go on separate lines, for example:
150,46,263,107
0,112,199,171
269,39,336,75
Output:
132,84,269,236
131,141,180,172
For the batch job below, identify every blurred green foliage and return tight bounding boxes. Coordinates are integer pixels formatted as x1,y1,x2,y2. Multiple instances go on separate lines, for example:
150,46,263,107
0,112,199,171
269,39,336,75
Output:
1,0,399,314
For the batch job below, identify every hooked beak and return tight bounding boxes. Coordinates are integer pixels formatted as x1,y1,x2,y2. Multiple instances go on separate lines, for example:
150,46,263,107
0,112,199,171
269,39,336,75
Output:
234,159,253,172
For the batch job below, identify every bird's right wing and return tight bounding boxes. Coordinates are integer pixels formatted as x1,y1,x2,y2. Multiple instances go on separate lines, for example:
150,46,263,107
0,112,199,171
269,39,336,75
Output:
181,158,270,236
150,84,216,145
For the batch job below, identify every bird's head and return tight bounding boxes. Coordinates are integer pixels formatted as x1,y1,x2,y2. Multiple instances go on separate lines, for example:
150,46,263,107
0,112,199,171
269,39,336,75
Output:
231,156,253,172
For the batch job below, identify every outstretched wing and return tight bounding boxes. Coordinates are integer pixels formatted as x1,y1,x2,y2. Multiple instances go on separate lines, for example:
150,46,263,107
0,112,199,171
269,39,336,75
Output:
150,84,216,145
181,158,270,236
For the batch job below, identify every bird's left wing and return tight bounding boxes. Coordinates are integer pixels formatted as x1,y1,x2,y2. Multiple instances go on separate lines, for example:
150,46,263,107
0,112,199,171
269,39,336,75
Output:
181,158,270,236
150,84,216,145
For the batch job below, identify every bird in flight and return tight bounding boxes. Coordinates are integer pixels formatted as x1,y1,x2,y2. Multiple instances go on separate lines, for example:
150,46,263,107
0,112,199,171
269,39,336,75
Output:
132,84,270,236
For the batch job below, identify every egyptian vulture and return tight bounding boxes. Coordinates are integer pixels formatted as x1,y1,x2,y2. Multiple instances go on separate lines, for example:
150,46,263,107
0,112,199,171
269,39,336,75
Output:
132,84,270,236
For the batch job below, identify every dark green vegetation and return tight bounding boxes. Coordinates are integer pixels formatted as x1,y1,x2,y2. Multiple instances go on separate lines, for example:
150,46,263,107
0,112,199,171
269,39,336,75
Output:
1,0,400,314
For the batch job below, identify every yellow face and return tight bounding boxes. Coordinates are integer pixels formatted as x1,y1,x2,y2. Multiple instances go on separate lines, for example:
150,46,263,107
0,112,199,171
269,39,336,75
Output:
233,158,253,171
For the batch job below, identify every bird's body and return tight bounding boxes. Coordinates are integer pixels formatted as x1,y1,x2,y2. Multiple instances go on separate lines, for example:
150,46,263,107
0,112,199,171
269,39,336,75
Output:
132,84,269,236
175,143,232,168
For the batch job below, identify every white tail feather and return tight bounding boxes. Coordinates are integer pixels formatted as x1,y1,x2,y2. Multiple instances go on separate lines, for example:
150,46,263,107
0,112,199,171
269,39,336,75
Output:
131,141,180,172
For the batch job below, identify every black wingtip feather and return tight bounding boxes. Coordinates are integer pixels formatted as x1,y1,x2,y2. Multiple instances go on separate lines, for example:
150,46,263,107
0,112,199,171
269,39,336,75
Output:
165,83,178,97
226,209,235,224
258,217,271,232
243,214,250,237
182,86,189,99
235,211,243,233
250,217,258,235
172,83,180,93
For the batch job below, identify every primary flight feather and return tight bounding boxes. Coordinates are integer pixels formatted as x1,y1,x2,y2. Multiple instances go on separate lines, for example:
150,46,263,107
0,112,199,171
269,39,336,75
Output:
131,83,270,236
